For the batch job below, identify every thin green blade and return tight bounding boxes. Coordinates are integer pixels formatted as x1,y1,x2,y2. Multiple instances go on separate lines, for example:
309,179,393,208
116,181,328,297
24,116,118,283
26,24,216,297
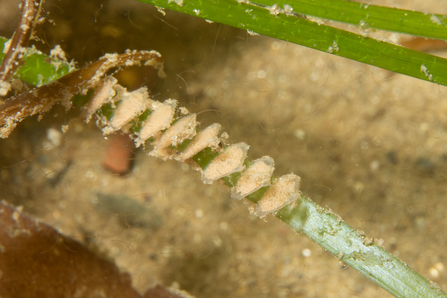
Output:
276,197,447,298
253,0,447,40
136,0,447,86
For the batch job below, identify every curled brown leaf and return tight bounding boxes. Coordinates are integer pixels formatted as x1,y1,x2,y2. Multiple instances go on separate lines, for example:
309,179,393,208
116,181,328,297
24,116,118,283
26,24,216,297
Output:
0,49,164,138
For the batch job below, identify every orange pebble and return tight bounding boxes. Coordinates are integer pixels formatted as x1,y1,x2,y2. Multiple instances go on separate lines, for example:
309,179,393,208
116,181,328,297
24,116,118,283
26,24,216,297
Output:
102,133,134,175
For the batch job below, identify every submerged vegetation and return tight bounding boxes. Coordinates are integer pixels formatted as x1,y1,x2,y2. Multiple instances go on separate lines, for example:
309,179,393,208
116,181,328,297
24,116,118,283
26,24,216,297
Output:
1,0,447,297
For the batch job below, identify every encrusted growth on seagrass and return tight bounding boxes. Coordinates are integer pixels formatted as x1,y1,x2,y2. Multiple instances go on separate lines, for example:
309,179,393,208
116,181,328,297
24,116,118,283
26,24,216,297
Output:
0,45,301,217
87,75,302,217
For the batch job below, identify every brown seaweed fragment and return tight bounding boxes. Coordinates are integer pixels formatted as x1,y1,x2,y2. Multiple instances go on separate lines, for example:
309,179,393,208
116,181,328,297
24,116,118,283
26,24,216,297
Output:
0,200,193,298
0,49,164,138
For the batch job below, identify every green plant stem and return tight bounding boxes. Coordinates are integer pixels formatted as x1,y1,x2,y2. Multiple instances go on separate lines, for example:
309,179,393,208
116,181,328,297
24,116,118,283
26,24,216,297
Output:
192,148,447,297
275,196,446,298
136,0,447,86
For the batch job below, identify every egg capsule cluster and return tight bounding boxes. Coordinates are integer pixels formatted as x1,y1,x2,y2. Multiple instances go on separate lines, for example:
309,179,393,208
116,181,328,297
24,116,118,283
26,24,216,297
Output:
84,77,301,217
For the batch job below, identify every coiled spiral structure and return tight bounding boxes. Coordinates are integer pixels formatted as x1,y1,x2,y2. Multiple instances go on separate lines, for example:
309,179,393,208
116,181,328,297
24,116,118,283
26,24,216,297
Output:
0,46,301,218
85,74,301,218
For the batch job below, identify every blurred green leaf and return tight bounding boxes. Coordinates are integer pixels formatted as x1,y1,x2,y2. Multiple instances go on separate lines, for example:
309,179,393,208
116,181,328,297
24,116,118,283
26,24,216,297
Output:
253,0,447,40
0,37,73,86
137,0,447,86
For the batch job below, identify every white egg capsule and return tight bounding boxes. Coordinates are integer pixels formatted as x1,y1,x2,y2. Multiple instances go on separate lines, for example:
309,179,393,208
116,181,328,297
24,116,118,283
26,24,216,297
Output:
201,142,249,184
254,174,301,218
231,156,275,200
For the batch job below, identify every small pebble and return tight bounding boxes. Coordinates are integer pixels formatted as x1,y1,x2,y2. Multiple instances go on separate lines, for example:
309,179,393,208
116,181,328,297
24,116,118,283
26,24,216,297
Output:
302,248,311,257
102,133,134,175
